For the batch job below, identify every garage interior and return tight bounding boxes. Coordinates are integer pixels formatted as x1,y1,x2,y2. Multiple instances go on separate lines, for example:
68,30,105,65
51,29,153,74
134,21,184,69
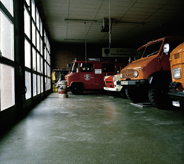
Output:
0,0,184,163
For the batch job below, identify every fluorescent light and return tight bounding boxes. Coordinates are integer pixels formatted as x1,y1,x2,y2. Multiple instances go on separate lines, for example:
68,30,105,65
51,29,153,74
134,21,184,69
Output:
65,18,97,23
116,21,145,25
64,39,88,41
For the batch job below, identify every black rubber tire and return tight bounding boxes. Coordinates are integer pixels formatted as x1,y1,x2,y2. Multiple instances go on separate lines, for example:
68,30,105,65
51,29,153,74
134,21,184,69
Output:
148,86,172,109
120,88,127,98
71,84,83,95
125,88,148,103
180,101,184,109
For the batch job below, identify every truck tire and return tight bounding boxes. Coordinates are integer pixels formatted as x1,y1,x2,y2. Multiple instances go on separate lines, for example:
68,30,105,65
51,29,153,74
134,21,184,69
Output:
71,84,83,95
148,86,172,109
125,88,148,103
120,88,127,98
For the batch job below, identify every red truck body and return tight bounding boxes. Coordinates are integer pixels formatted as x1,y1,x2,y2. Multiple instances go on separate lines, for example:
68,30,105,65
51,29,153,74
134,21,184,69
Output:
65,59,126,94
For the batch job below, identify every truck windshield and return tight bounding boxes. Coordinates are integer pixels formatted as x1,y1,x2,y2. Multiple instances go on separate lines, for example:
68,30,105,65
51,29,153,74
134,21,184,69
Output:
143,41,162,58
136,47,145,59
71,62,78,73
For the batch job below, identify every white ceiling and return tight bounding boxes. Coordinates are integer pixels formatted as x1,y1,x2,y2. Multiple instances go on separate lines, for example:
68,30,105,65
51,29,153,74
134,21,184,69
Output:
38,0,184,46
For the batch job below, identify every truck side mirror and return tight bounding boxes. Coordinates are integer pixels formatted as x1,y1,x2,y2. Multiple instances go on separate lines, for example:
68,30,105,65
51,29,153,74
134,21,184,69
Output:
67,63,70,67
163,43,170,55
128,57,132,63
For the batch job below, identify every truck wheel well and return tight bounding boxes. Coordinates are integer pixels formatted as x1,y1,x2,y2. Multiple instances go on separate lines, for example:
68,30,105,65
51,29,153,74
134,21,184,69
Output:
71,82,84,88
71,83,84,95
148,71,171,86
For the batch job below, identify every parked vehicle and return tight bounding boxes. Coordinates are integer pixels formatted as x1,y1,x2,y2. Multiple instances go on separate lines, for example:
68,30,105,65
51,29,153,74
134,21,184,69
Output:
65,58,125,94
118,36,183,109
168,42,184,108
104,73,126,98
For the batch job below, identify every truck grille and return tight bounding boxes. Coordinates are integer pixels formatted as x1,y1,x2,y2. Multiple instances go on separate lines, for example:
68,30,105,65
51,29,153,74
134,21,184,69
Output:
106,81,113,83
121,69,134,79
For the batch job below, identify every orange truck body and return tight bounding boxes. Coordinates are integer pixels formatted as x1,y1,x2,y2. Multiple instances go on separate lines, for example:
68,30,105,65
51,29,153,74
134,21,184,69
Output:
118,36,183,108
168,42,184,103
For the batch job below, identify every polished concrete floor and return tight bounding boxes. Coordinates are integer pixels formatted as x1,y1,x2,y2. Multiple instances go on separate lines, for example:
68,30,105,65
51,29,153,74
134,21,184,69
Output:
0,92,184,164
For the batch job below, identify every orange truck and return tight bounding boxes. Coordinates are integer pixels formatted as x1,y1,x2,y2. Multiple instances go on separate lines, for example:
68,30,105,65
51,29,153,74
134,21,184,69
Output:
168,42,184,107
65,58,124,94
118,36,183,109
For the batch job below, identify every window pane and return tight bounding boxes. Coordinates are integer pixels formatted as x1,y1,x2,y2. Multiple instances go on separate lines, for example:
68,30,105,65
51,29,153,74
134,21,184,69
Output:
44,47,47,60
37,31,40,51
37,75,40,94
1,0,13,16
80,63,93,72
40,18,42,36
37,53,40,72
44,30,46,44
40,39,43,55
31,0,35,21
25,71,31,99
25,39,31,68
0,64,15,111
41,76,43,93
32,48,36,70
47,65,51,77
45,62,47,75
33,74,36,96
36,8,39,30
32,22,35,45
102,64,115,72
0,12,14,61
25,0,30,7
24,7,30,38
45,77,51,91
40,57,43,73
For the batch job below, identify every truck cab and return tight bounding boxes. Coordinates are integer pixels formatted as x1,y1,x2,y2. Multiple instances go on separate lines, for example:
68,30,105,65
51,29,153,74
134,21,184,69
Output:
118,36,183,109
168,42,184,107
65,59,123,94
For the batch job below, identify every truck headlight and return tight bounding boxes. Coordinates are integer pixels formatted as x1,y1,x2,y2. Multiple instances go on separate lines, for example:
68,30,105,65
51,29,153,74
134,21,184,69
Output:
113,76,115,82
173,67,181,79
134,70,139,78
120,73,122,78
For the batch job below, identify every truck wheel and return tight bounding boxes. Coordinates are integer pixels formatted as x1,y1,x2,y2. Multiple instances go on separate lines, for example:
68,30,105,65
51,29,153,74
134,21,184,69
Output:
120,88,127,98
71,84,83,95
148,86,172,109
125,88,148,103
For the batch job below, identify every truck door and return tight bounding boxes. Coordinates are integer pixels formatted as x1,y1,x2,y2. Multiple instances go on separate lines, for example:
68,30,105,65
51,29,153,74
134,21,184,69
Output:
94,64,103,89
79,63,96,89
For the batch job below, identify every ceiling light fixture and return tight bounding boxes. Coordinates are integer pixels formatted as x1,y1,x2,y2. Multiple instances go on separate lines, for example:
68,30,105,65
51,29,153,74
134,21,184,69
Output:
64,39,88,41
65,18,97,23
116,21,145,25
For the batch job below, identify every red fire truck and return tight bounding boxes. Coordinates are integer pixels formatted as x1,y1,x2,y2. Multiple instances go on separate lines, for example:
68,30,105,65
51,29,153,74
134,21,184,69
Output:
65,58,126,94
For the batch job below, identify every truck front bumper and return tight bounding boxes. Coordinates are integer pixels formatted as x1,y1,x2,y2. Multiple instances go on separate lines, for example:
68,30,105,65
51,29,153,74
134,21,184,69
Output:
168,90,184,101
103,86,122,92
117,79,148,88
